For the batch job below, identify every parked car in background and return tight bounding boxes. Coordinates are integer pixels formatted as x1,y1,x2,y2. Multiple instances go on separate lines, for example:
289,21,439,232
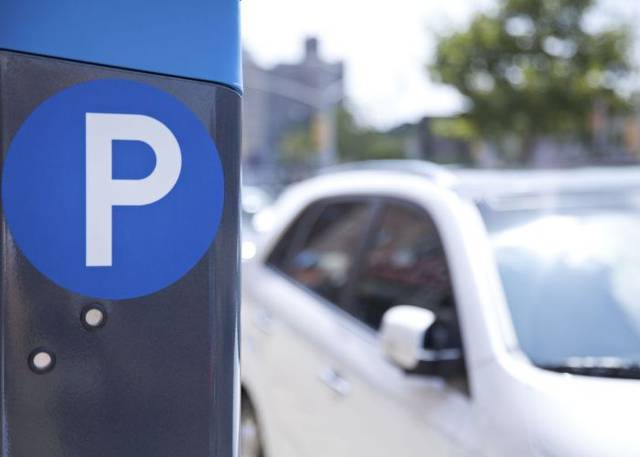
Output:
240,161,640,457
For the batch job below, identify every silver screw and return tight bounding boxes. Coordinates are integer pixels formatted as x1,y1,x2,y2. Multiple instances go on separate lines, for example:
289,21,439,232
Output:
29,349,55,373
83,307,105,328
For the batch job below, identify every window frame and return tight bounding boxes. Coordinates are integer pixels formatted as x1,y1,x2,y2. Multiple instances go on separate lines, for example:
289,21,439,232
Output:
266,199,325,271
265,195,380,316
342,196,455,327
265,194,460,335
264,192,470,390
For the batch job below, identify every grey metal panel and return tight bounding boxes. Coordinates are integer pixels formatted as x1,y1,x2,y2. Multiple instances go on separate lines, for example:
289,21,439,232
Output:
0,51,240,457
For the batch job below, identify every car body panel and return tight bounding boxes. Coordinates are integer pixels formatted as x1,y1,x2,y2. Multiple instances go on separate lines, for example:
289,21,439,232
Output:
242,165,640,457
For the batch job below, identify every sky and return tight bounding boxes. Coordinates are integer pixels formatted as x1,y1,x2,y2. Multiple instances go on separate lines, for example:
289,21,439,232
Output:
242,0,639,130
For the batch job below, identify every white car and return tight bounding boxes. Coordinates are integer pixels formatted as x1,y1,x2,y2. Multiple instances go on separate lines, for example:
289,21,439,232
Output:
240,161,640,457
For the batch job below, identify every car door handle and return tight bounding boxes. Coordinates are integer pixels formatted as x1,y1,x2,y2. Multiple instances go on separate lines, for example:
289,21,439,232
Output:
319,368,351,397
252,308,274,334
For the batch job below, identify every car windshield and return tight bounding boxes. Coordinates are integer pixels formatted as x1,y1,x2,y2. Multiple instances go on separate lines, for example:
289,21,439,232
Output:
480,192,640,373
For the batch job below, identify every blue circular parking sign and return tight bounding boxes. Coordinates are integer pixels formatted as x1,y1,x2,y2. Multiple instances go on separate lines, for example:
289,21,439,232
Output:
2,79,224,299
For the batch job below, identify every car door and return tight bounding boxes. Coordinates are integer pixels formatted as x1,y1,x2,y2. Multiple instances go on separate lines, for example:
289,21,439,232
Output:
314,199,476,457
242,198,377,457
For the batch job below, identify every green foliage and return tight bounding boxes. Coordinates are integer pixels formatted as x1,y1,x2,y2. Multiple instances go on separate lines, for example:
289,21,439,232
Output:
279,123,314,164
430,0,633,158
280,106,405,165
336,106,405,161
431,117,478,140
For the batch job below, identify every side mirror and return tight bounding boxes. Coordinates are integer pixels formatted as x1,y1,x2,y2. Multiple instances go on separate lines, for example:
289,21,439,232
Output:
379,305,464,378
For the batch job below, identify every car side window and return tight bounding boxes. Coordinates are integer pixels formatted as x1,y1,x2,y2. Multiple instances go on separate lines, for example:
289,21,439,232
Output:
350,202,456,331
269,200,373,306
267,203,321,270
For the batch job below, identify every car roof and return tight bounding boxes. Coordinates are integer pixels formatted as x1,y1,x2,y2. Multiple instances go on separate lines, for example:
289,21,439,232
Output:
319,160,640,201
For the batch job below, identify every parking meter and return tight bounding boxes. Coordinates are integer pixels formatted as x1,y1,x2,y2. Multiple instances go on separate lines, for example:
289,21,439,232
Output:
0,1,240,456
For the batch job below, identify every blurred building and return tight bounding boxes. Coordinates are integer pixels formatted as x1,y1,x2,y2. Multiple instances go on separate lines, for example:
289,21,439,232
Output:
242,38,344,189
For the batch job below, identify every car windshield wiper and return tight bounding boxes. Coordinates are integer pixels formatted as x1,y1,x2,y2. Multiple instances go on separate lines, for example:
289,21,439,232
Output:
537,357,640,380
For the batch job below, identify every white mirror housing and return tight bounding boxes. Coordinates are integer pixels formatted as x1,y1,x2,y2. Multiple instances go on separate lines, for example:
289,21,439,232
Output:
380,306,436,370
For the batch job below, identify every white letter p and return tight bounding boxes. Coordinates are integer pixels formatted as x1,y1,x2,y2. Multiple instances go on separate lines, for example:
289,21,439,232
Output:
85,113,182,267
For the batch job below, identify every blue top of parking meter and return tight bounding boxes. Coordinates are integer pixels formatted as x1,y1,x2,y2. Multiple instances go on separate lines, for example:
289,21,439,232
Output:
0,0,242,93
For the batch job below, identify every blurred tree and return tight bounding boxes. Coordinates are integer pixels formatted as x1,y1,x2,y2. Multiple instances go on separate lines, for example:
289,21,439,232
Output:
430,0,633,162
336,106,405,161
280,105,405,166
280,122,314,164
278,124,317,183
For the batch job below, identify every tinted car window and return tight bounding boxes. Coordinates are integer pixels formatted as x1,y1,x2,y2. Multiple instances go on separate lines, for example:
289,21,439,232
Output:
267,203,321,269
351,203,456,331
271,200,372,305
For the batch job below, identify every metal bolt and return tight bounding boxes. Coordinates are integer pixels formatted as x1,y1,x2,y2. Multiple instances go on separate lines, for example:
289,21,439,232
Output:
82,305,106,330
29,349,55,374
